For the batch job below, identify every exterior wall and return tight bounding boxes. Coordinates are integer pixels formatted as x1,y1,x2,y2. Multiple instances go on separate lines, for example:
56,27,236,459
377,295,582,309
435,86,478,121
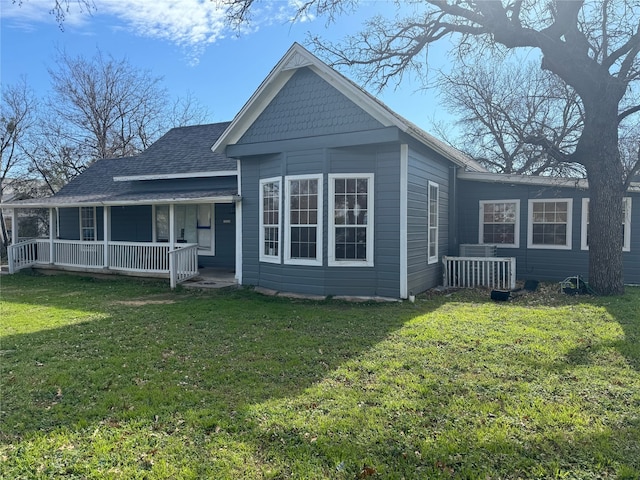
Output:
58,207,104,241
110,206,152,242
239,67,384,145
198,203,236,269
406,142,451,294
457,180,640,284
241,145,402,297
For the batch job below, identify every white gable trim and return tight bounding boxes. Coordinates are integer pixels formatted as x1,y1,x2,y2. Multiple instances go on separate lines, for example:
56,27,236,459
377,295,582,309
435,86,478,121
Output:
113,170,237,182
211,43,482,172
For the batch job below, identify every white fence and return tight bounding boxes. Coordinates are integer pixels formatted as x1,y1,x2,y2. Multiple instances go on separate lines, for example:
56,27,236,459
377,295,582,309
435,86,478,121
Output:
8,239,198,288
443,256,516,290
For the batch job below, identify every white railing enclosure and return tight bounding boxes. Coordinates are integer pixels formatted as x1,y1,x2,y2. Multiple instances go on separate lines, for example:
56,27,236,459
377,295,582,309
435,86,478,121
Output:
443,256,516,290
7,239,199,288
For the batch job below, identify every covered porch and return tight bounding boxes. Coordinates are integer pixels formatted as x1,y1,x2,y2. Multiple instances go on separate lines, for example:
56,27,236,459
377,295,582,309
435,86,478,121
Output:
5,193,240,289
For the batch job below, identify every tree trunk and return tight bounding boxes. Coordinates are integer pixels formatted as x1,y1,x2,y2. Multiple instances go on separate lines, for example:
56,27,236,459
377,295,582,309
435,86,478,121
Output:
582,115,625,295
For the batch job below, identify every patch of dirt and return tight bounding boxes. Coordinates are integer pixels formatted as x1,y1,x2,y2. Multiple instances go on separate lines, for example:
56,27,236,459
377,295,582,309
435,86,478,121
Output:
113,297,176,306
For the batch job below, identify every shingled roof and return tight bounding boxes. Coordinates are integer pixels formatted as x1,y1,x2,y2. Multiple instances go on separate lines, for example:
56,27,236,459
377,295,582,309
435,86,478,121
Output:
4,122,238,208
114,122,235,180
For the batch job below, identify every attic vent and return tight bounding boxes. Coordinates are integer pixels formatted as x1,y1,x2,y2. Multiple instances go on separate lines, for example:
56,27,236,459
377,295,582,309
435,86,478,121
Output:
459,244,498,257
282,52,312,71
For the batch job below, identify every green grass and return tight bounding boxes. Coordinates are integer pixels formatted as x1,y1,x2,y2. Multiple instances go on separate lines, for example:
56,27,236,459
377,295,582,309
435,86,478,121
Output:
1,272,639,479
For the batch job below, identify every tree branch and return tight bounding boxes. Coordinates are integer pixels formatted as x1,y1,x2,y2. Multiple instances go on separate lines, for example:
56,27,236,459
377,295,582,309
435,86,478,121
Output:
619,104,640,122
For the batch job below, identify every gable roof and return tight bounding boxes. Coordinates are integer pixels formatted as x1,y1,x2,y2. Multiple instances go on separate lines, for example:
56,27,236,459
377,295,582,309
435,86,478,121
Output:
212,43,485,172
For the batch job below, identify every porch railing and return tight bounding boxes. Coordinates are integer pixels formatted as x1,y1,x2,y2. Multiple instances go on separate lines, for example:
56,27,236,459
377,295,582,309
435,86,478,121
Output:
8,239,199,288
54,240,104,268
443,256,516,290
168,244,199,288
7,239,39,273
109,242,170,273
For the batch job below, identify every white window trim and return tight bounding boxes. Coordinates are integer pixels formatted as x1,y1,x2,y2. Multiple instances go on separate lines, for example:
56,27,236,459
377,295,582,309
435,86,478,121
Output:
328,173,374,267
428,181,439,264
284,173,323,266
527,198,573,250
478,199,520,248
80,206,97,241
581,197,631,252
259,177,282,264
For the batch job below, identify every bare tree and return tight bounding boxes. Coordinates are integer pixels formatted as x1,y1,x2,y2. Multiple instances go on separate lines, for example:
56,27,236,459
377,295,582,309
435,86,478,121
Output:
437,60,585,176
0,77,38,249
11,0,96,27
46,48,168,163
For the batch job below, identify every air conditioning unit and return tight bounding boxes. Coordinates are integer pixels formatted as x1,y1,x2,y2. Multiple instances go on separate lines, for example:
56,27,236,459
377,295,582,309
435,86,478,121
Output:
459,244,498,257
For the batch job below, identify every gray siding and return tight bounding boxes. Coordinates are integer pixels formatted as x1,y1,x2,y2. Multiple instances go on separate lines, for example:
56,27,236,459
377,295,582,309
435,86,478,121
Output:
241,145,402,297
457,180,640,284
58,208,80,240
58,207,104,241
239,68,384,144
406,144,450,294
110,206,152,242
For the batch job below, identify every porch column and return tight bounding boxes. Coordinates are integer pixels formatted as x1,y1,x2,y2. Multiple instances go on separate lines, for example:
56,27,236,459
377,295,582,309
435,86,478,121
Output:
11,208,17,244
103,206,110,268
49,208,55,264
169,204,176,288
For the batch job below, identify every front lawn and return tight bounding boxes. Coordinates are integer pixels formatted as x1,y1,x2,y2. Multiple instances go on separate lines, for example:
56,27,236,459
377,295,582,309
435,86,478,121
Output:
1,273,639,479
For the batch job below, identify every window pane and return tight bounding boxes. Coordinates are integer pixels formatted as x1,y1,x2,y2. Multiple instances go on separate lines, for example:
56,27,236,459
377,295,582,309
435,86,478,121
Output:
261,181,280,257
332,177,370,262
531,201,569,246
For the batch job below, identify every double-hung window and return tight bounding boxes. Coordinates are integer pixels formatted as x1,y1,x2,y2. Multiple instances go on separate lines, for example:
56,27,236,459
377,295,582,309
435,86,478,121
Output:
80,206,96,241
260,177,281,263
284,174,323,266
428,181,439,264
581,197,631,252
527,199,572,249
328,174,374,266
479,200,520,247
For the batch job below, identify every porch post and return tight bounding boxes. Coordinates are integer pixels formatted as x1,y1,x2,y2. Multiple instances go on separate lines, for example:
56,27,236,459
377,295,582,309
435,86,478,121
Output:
49,208,55,264
11,208,17,244
169,204,176,288
103,206,110,268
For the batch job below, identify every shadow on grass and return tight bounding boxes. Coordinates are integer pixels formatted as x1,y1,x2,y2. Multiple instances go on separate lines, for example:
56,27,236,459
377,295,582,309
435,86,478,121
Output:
563,288,640,372
2,274,639,478
0,272,423,442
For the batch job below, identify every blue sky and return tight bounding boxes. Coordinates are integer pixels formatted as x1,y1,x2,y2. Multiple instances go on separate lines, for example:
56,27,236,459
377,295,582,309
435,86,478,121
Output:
1,0,456,133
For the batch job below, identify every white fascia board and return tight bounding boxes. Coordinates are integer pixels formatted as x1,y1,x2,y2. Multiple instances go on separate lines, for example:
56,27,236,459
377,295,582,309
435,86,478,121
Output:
461,171,640,192
113,170,237,182
3,196,241,209
459,171,590,189
104,196,240,206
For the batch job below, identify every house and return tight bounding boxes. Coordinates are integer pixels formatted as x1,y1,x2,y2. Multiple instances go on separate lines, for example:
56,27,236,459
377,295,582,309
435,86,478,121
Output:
3,43,639,295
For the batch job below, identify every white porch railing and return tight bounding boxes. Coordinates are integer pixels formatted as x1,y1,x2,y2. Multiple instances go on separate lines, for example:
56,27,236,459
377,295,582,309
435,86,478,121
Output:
109,242,170,273
54,240,104,268
168,244,199,288
7,239,39,273
7,239,199,288
443,256,516,290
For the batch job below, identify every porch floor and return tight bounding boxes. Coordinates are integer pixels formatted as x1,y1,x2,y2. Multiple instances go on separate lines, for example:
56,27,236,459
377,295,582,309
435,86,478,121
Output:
181,267,237,289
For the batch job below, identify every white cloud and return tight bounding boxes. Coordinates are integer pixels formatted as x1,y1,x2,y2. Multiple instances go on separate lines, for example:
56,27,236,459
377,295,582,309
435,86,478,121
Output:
98,0,228,48
2,0,307,62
